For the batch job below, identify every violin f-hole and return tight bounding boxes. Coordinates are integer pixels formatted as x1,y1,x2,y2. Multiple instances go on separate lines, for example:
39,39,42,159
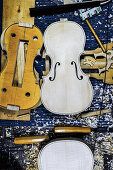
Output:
71,61,83,80
49,62,60,81
12,40,29,88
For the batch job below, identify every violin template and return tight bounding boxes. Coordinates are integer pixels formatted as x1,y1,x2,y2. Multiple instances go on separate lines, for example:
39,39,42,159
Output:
0,23,43,111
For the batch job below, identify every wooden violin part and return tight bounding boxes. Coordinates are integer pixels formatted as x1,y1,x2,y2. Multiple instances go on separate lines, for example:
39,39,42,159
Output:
0,23,43,110
82,43,113,84
41,20,93,114
38,139,94,170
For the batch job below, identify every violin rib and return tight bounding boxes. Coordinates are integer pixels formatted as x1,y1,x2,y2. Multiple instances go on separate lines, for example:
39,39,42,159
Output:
41,20,93,114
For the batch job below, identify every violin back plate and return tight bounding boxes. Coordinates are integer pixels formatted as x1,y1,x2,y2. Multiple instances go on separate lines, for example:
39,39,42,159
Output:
38,139,94,170
41,21,93,114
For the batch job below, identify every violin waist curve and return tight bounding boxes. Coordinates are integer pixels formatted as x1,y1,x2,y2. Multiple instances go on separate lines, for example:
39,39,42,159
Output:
0,23,43,110
41,21,93,114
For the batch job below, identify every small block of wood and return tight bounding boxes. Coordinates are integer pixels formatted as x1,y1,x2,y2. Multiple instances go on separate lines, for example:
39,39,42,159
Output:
81,109,111,118
0,108,30,121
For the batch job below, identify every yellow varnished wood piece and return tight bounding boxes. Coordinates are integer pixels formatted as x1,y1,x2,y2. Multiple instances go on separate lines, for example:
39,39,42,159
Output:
83,43,113,84
86,19,106,53
2,0,35,30
1,0,35,72
89,69,113,84
54,127,91,133
16,41,25,87
0,23,43,110
81,108,111,118
14,135,49,144
42,49,50,76
85,43,113,54
81,58,107,69
0,107,30,121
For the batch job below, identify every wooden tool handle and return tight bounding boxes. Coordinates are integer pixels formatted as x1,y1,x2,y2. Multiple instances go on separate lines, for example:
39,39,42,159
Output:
14,135,49,144
54,127,91,134
85,19,106,53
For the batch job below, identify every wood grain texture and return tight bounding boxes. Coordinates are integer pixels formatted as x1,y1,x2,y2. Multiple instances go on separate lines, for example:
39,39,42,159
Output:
16,41,26,87
89,69,113,84
0,107,30,121
85,19,106,53
0,0,35,120
81,108,111,118
0,23,43,110
85,43,113,54
54,127,91,133
41,21,93,114
84,43,113,84
2,0,35,30
14,135,49,144
38,140,94,170
1,0,35,72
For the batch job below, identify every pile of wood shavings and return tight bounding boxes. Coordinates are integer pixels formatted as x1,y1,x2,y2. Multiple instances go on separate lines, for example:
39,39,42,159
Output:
24,144,39,170
93,133,113,170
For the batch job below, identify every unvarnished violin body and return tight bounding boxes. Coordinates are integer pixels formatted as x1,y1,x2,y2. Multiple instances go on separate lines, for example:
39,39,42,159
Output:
41,20,93,114
0,23,43,110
